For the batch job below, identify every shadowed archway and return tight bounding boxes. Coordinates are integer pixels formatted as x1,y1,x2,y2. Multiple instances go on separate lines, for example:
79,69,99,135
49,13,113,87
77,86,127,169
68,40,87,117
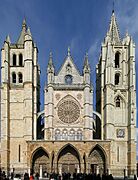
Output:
32,147,50,175
57,144,81,174
88,145,106,175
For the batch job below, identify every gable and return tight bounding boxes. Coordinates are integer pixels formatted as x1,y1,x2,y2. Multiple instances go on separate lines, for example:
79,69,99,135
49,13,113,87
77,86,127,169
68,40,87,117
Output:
55,56,83,84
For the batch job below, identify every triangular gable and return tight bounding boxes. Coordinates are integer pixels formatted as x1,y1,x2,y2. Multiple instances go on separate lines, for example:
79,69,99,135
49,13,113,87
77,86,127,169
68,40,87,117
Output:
57,55,81,76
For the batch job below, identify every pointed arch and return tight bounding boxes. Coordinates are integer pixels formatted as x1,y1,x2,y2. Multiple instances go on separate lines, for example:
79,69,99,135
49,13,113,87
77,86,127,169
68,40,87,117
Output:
57,143,81,173
57,143,81,163
114,92,126,104
114,92,126,108
31,146,50,161
57,94,81,108
88,144,107,159
88,144,107,174
31,147,50,174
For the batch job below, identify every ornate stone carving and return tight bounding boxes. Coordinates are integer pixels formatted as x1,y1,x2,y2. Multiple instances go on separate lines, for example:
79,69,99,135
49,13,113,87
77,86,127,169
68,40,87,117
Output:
55,93,61,100
57,99,80,123
77,93,82,100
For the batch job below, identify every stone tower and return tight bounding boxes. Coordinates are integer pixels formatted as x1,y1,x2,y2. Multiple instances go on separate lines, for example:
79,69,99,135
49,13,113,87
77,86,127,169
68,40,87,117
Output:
96,11,137,176
0,19,40,173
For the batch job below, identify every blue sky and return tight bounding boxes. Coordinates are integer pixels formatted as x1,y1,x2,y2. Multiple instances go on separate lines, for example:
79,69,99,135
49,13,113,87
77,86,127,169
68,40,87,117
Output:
0,0,138,155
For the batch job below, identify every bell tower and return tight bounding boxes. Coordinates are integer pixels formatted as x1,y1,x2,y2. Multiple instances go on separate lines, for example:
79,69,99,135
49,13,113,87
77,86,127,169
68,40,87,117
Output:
96,11,137,175
0,19,40,173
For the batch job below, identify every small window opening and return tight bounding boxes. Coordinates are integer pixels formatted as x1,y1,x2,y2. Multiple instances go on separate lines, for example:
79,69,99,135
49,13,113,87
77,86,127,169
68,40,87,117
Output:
19,54,23,66
115,52,120,68
117,146,119,162
116,97,120,107
12,73,16,83
115,73,120,85
18,73,23,83
19,145,21,162
13,54,16,66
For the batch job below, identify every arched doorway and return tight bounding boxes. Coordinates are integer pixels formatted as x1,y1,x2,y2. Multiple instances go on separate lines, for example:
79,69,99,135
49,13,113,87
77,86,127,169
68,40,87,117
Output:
32,147,50,176
88,145,106,175
57,144,80,175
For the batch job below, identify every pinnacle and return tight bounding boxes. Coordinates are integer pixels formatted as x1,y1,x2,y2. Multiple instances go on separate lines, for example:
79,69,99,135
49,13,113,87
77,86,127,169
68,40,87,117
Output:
67,46,71,56
6,34,11,43
22,18,27,29
27,27,32,36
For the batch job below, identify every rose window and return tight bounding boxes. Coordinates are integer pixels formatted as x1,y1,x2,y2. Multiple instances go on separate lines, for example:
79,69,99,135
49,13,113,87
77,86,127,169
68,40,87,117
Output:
57,100,80,123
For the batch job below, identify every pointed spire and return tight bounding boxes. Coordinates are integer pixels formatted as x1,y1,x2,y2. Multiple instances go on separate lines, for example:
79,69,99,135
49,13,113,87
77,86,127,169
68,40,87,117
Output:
67,46,71,56
6,35,11,44
107,11,121,44
16,18,27,44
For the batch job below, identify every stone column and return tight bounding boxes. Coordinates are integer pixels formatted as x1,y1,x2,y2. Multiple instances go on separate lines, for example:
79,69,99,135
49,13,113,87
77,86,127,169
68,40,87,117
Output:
77,165,80,173
40,165,43,178
59,164,62,175
96,165,99,174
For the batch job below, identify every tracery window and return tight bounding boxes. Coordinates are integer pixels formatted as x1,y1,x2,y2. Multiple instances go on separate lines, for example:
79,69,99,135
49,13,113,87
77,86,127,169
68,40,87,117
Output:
69,129,75,140
13,54,16,66
62,129,68,140
55,129,61,140
116,96,120,107
58,99,80,123
12,72,16,83
77,129,82,140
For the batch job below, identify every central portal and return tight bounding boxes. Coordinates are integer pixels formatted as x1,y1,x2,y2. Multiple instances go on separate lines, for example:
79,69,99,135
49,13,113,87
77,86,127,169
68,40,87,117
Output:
57,144,80,174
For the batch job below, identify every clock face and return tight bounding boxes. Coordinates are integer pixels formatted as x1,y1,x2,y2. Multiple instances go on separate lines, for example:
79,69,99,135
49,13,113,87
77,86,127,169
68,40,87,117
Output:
57,99,80,123
117,129,125,138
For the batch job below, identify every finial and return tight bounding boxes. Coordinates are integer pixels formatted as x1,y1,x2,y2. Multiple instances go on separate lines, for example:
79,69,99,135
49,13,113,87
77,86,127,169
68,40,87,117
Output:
67,46,71,56
49,51,53,58
112,0,115,13
22,18,27,29
85,52,88,58
125,29,129,37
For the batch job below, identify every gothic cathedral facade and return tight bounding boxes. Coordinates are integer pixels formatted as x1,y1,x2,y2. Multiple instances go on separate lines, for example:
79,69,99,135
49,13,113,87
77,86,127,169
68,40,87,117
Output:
0,11,137,177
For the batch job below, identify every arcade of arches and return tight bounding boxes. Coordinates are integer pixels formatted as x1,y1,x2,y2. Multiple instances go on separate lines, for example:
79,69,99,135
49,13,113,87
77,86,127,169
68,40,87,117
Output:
28,142,109,176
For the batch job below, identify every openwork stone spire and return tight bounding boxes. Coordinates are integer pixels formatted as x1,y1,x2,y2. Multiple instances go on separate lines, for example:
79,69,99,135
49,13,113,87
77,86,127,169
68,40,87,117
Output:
108,11,121,44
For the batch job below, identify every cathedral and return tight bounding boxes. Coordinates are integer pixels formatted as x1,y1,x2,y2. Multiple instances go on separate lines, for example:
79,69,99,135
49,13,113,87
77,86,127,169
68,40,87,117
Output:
0,11,137,178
